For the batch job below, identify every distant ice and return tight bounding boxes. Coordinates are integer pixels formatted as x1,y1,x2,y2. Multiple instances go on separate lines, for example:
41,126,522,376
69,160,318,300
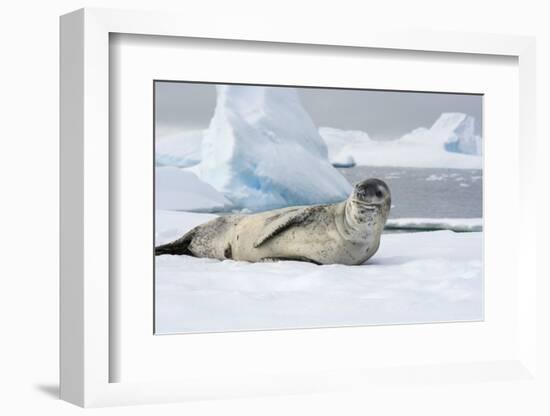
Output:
385,217,482,232
319,127,367,167
194,85,351,210
426,174,445,181
155,167,231,211
319,113,482,169
155,210,482,334
331,153,356,168
156,103,482,174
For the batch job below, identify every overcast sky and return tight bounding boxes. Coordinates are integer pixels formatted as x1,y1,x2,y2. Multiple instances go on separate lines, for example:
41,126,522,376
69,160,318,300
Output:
155,81,482,140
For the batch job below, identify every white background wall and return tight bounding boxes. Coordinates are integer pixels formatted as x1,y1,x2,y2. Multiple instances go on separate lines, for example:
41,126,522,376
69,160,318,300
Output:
0,0,548,414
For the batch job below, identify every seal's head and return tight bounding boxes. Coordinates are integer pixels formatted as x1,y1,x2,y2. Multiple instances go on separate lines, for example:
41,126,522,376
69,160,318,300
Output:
346,178,391,231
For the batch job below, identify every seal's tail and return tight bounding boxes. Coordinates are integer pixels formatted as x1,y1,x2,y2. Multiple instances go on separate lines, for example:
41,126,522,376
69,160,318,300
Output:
155,229,196,256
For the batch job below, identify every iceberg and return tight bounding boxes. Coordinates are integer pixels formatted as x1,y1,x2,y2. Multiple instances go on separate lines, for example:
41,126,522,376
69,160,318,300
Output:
403,113,482,155
439,114,482,156
319,112,482,169
196,85,352,210
155,166,231,212
156,130,203,168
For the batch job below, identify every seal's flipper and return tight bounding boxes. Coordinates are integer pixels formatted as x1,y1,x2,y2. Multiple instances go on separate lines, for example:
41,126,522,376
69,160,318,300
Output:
155,229,196,256
254,208,314,248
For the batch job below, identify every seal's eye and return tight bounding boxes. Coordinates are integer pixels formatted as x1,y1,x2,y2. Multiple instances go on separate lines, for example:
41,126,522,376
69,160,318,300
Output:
375,190,383,198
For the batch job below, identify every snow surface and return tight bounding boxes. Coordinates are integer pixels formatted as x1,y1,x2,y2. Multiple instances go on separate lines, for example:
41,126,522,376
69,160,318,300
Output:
385,218,482,232
318,113,482,169
155,210,483,334
155,167,231,211
156,130,203,168
193,85,352,210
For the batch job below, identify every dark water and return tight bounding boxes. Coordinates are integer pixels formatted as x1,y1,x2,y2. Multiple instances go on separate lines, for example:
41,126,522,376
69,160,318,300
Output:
338,166,482,219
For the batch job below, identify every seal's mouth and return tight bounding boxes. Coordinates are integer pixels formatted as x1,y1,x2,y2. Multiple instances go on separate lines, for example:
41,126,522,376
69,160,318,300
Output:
351,199,381,210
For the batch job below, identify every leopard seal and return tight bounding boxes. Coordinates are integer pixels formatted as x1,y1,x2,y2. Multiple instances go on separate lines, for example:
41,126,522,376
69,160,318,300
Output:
155,178,391,265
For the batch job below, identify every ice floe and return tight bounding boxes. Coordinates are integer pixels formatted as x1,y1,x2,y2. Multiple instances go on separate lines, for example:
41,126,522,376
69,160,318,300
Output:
155,210,482,333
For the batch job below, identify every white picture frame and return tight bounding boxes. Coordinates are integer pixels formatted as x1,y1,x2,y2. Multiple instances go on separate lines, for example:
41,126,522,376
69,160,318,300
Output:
60,7,538,407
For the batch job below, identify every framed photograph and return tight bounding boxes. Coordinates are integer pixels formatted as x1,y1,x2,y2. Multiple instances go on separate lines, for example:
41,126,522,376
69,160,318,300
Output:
153,80,484,335
60,8,538,407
